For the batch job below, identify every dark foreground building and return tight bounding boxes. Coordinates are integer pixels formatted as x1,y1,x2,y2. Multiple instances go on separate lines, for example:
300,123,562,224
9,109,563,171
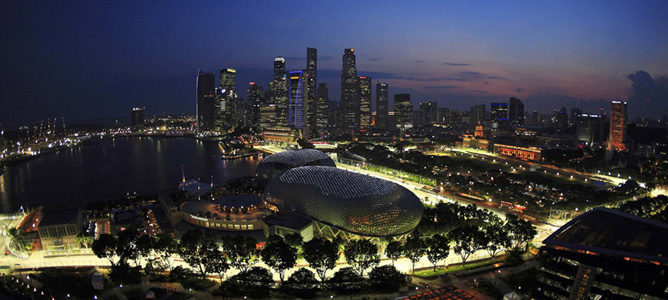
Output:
535,208,668,300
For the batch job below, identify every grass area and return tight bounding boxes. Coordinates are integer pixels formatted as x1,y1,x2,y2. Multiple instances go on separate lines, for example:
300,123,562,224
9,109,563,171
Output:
413,257,504,278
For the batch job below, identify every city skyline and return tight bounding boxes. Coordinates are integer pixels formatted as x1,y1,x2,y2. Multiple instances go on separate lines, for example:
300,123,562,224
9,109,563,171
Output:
2,1,668,128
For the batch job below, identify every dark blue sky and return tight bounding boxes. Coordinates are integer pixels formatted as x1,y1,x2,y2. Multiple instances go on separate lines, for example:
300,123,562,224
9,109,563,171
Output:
2,1,667,128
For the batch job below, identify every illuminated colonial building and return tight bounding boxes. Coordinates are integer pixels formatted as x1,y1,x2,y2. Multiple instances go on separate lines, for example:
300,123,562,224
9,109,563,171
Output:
493,144,542,162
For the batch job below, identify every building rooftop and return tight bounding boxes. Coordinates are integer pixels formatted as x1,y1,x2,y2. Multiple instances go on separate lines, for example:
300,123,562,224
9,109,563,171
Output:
543,207,668,263
263,211,313,231
40,208,79,227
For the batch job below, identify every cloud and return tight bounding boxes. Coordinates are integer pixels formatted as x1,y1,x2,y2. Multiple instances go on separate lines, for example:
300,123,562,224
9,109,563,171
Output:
627,70,667,103
442,62,471,66
368,57,382,62
442,71,506,82
476,90,489,94
424,85,459,90
516,88,525,93
416,60,425,63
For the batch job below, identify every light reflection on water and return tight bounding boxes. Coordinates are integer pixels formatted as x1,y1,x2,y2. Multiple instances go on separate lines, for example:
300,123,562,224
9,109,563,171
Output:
0,137,258,213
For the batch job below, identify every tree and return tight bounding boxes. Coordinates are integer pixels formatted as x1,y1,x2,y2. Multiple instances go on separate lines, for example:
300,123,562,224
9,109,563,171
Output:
92,234,118,266
206,248,229,283
384,241,403,266
403,235,426,273
425,234,449,271
343,239,380,276
482,223,511,260
284,232,304,249
505,214,537,250
329,267,363,294
368,265,408,292
449,226,484,267
260,235,297,283
223,235,258,273
154,233,177,271
302,237,339,281
116,228,140,266
179,229,217,277
285,268,319,298
136,234,158,272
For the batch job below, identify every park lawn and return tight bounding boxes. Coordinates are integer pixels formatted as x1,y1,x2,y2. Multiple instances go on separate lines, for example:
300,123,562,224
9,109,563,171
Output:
413,257,504,278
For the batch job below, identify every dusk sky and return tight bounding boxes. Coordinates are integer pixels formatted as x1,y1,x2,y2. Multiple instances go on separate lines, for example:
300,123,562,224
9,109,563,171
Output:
2,1,667,128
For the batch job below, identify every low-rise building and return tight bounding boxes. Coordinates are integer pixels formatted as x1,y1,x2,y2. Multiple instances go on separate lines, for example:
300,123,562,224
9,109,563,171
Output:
38,208,82,251
535,208,667,299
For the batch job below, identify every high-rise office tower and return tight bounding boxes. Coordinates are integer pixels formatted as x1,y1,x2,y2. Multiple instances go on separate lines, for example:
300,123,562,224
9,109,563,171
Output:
508,97,524,126
358,76,372,131
394,94,413,133
259,82,277,130
470,104,486,126
418,101,438,126
130,107,145,130
216,68,237,130
196,71,216,133
557,106,569,131
576,113,605,145
305,48,318,136
375,82,389,130
288,70,310,137
316,82,329,135
273,57,286,81
609,100,627,151
247,82,264,128
341,48,359,135
490,102,509,121
272,57,289,127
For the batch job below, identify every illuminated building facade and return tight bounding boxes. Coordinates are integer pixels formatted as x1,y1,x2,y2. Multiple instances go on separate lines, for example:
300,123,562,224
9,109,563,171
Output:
490,102,509,129
535,208,668,299
130,107,145,130
609,100,627,151
263,166,423,240
358,76,372,131
288,70,310,137
394,94,413,134
375,82,389,130
306,48,318,134
316,82,329,135
576,113,605,146
272,57,289,127
493,144,542,161
462,134,490,151
196,71,216,133
216,68,238,130
246,82,263,128
341,48,359,135
474,123,484,138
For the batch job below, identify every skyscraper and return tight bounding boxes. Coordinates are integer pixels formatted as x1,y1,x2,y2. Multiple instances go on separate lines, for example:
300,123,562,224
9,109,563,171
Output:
394,94,412,134
196,71,216,133
508,97,524,126
576,113,604,146
316,82,329,136
246,82,264,128
305,48,318,136
288,70,310,137
216,68,237,130
358,76,372,131
130,107,145,130
375,82,389,130
341,48,359,135
272,57,289,127
490,102,509,121
418,101,438,126
609,100,627,151
470,104,486,127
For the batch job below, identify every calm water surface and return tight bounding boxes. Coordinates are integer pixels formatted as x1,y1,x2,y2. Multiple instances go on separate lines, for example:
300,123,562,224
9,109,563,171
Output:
0,137,259,213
